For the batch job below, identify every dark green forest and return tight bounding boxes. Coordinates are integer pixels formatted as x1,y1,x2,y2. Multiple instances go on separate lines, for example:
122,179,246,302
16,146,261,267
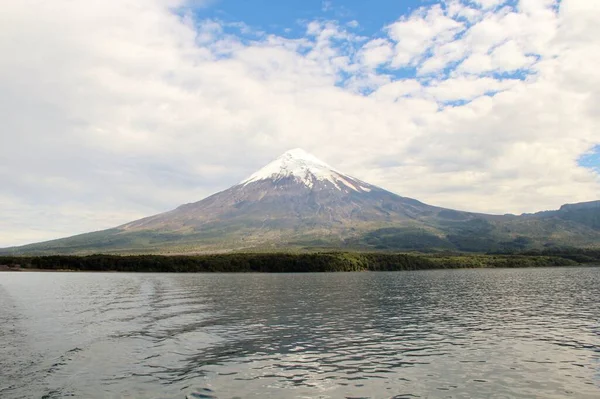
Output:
2,248,598,273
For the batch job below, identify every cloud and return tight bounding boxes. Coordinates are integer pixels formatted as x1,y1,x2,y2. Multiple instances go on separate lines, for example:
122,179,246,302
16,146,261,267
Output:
386,4,465,68
0,0,599,246
322,1,333,12
471,0,506,10
359,38,394,69
425,76,520,102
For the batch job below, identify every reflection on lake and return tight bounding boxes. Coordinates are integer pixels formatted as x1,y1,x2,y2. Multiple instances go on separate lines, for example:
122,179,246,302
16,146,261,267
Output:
1,267,599,398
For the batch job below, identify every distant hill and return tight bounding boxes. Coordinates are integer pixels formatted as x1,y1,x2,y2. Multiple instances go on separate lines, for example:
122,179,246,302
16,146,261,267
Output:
2,149,599,255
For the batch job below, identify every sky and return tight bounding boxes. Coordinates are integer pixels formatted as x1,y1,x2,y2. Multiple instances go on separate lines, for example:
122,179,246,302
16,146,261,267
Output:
1,0,599,247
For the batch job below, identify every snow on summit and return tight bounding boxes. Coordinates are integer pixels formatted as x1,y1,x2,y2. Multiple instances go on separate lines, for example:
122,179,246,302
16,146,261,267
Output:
241,148,367,191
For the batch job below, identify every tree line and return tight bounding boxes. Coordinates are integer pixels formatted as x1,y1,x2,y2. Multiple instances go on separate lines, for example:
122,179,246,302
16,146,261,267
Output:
0,250,593,273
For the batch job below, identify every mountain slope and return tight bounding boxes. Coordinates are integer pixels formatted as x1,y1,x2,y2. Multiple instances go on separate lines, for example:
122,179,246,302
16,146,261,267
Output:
2,150,599,255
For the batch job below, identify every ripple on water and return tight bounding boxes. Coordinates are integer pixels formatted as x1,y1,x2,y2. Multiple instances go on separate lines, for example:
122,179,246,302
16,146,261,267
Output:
0,268,599,398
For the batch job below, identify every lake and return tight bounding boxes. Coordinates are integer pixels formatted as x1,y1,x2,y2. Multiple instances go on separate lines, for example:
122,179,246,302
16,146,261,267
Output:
1,268,599,398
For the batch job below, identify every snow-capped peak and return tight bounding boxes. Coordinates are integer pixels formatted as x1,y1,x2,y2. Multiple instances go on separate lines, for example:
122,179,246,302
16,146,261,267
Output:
240,148,367,191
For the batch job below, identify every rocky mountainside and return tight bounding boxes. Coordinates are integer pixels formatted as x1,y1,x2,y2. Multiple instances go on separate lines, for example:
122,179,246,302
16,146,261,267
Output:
2,149,599,254
119,149,459,235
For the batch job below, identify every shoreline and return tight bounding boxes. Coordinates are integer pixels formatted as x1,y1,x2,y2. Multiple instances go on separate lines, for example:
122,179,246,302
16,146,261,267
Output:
0,266,119,272
1,251,599,273
1,265,598,274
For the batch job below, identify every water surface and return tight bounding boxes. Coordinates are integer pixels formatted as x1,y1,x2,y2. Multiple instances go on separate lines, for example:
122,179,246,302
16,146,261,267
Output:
1,268,599,398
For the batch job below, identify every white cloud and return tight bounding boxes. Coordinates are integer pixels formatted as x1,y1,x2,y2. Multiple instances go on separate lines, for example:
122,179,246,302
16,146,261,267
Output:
462,11,514,53
386,4,465,68
0,0,599,246
446,1,482,22
457,52,494,74
471,0,506,10
417,39,468,75
425,76,519,102
359,38,394,68
412,0,560,76
370,80,422,102
489,40,536,71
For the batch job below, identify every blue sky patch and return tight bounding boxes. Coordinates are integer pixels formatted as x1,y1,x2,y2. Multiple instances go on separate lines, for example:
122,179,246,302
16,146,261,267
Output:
578,145,600,173
190,0,427,38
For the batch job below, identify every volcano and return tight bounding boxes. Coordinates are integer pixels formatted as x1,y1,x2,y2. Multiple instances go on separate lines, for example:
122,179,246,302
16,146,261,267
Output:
3,149,600,254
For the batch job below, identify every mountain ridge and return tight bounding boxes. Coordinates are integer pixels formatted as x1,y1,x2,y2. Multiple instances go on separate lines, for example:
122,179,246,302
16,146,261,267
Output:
2,149,599,255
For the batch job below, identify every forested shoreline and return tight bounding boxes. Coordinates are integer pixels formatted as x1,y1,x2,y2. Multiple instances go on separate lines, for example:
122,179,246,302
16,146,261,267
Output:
1,248,599,273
